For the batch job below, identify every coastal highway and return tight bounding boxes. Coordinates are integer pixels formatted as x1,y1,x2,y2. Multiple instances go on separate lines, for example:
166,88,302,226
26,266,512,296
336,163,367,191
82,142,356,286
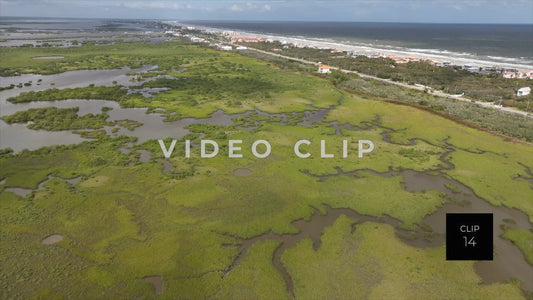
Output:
244,46,532,119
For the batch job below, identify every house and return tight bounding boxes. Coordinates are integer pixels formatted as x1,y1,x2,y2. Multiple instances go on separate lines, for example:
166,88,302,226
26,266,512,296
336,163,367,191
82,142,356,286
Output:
231,36,264,43
404,56,420,62
190,37,205,43
517,87,531,96
388,55,408,64
503,71,517,79
462,65,480,73
436,61,452,67
220,46,232,51
519,69,533,79
318,65,331,74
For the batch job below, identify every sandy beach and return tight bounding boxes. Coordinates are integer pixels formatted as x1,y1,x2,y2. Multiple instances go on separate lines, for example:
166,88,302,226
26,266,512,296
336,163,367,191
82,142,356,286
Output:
175,21,533,70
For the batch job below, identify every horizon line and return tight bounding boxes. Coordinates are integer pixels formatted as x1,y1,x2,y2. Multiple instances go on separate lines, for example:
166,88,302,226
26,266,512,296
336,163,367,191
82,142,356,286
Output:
2,16,532,26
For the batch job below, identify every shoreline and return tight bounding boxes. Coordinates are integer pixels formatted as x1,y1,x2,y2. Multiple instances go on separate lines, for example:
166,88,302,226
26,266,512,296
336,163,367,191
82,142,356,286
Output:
175,21,533,70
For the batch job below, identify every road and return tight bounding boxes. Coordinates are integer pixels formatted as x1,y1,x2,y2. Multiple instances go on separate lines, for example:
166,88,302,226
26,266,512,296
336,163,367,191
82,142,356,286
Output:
245,47,532,119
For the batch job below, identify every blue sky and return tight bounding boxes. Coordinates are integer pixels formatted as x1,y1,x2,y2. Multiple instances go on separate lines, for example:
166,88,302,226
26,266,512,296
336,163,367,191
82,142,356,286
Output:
1,0,532,23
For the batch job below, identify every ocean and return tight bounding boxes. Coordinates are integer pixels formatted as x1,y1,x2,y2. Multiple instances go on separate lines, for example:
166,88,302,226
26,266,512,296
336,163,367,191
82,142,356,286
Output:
1,18,532,67
185,21,533,67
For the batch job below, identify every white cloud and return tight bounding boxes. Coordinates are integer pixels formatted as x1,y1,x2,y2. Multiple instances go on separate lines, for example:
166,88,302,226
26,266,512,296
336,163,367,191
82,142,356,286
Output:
229,1,273,12
1,0,531,22
230,4,244,11
122,1,183,9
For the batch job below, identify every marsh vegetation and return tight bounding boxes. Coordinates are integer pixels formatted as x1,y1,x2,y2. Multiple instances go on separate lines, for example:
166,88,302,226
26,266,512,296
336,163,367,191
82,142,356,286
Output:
1,38,532,299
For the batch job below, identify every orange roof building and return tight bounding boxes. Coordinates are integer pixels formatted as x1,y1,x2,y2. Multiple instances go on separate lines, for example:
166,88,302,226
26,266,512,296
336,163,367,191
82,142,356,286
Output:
318,65,331,74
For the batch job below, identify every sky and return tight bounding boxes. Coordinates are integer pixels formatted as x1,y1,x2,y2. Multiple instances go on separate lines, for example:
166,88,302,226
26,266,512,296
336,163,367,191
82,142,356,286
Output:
1,0,533,24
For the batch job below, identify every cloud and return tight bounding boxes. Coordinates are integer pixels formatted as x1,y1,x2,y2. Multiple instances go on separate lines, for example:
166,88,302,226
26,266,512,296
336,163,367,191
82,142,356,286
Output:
122,1,183,9
0,0,531,23
230,4,244,11
229,1,272,12
1,0,186,9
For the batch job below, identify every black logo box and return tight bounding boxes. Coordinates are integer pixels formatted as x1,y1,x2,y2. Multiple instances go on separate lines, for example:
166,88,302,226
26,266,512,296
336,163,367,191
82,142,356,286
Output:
446,213,493,261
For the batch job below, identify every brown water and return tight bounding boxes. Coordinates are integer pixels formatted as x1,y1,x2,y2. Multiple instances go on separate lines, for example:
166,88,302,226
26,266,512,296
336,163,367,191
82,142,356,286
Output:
0,66,153,151
0,96,336,152
0,65,344,152
233,168,252,176
138,150,152,163
220,169,533,296
2,66,531,293
297,108,330,127
3,187,34,197
156,159,173,174
32,56,65,60
141,275,163,295
401,170,533,291
222,205,401,298
41,234,63,245
3,175,81,197
0,99,237,151
0,65,243,151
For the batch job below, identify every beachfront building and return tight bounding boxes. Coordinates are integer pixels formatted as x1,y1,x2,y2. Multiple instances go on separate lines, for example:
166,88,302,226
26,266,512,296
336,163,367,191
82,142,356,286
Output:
231,36,267,43
347,51,358,57
517,87,531,97
462,65,480,73
404,56,420,62
519,69,533,79
318,65,331,74
502,69,533,80
190,37,205,43
503,71,517,79
222,31,238,36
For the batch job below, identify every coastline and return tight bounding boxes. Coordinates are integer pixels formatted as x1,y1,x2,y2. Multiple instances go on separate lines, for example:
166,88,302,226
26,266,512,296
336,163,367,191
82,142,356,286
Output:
175,21,533,70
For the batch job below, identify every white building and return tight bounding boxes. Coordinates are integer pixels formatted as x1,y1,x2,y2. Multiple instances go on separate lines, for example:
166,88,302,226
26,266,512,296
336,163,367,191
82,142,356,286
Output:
503,72,517,79
517,87,531,97
190,37,205,43
519,69,533,79
220,46,232,51
318,65,331,74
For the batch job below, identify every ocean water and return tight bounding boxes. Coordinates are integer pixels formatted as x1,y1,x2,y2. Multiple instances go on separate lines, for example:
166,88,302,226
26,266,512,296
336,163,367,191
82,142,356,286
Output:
186,21,533,66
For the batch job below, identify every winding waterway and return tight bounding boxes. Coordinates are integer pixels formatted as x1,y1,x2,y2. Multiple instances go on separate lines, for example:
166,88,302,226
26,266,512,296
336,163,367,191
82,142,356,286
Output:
220,169,533,296
1,67,531,296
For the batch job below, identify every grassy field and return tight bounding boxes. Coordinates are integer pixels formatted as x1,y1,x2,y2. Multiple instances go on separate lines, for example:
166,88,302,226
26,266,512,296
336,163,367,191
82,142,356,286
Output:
241,48,533,142
1,41,340,120
243,41,533,108
283,216,524,299
1,40,532,299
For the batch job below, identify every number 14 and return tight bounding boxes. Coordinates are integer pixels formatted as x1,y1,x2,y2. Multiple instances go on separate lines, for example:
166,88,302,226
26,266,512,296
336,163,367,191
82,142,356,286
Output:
463,236,476,247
